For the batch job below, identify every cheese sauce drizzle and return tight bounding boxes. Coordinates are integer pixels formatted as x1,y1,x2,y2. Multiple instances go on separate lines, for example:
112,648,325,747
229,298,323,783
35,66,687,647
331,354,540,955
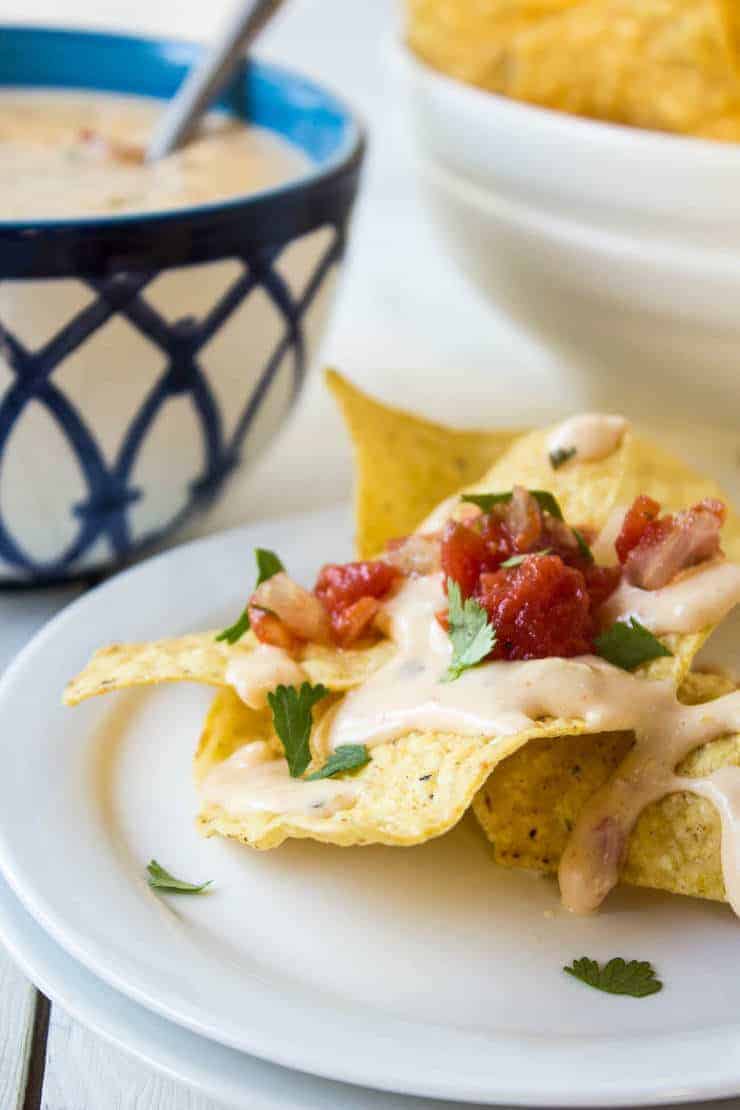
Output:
212,530,740,911
547,413,628,463
200,741,358,817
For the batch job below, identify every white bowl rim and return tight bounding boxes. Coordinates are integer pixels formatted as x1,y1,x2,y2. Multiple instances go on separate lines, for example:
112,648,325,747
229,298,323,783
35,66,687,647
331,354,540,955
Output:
420,152,740,275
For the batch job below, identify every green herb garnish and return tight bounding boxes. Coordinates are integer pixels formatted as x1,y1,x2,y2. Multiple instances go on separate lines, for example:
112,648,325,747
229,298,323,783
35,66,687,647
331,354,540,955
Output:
441,578,496,682
572,527,594,563
146,860,212,895
549,446,577,469
500,548,552,569
564,957,662,998
268,682,329,778
595,618,672,671
216,547,285,644
462,489,564,521
307,744,370,780
254,548,284,585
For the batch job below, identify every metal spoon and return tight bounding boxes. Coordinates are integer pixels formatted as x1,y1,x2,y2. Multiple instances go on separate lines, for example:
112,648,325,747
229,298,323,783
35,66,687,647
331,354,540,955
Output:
146,0,285,162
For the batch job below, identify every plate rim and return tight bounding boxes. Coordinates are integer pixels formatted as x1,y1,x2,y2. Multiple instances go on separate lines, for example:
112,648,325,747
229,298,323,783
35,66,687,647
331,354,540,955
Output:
1,507,740,1107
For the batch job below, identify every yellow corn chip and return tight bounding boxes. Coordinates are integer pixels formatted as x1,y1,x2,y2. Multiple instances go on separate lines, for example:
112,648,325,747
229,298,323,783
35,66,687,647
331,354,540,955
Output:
473,670,739,902
406,0,581,90
492,0,740,138
326,369,519,557
64,631,394,706
195,686,597,849
466,422,634,532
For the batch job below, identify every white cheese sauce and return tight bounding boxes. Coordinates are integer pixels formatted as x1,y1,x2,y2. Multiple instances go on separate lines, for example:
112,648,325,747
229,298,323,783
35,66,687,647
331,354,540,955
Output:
225,644,307,710
547,413,628,464
208,504,740,910
601,559,740,634
0,90,308,219
200,741,358,818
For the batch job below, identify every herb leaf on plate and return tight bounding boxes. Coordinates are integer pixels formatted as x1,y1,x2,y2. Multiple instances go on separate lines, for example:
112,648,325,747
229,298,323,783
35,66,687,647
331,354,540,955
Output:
564,956,662,998
268,682,329,778
147,860,212,894
595,618,672,671
442,578,496,682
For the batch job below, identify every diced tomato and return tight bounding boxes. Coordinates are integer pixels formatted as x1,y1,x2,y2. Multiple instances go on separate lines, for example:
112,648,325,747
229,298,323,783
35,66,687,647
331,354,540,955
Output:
332,596,381,647
249,606,300,653
615,495,661,564
314,560,399,645
698,498,727,525
440,521,489,597
477,555,594,661
582,563,622,610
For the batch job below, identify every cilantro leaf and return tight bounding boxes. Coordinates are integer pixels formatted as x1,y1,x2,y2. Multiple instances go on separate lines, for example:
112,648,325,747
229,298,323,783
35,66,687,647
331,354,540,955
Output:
572,527,594,563
530,490,564,520
564,957,662,998
441,578,496,682
255,547,284,585
462,489,564,521
549,446,577,469
500,548,551,569
462,492,512,512
595,618,672,671
216,547,285,644
268,682,329,777
307,744,370,780
146,860,212,894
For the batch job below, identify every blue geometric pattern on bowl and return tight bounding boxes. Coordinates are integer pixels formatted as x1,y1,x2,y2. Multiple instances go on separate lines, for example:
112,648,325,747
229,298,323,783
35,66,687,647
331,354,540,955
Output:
0,236,341,580
0,28,364,585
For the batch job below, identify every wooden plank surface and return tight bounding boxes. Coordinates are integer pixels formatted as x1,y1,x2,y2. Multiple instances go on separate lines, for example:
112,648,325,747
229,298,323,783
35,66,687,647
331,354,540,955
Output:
0,952,36,1110
41,1007,220,1110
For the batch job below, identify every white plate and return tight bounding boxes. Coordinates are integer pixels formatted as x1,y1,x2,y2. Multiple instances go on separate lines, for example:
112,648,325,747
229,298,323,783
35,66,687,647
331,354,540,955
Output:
2,506,740,1107
0,869,482,1110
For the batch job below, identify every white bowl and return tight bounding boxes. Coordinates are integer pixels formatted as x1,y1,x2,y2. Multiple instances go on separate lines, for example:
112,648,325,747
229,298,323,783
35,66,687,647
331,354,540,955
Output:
397,43,740,425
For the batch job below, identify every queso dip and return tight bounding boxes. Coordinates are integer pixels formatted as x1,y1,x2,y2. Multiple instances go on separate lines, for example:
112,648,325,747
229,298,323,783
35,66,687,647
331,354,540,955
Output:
0,90,309,220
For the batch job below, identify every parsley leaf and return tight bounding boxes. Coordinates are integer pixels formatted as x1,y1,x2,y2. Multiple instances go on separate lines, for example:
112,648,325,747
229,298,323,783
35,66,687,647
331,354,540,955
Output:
595,618,672,671
549,446,577,469
268,682,329,777
500,548,552,569
216,548,285,644
564,957,662,998
146,860,212,894
441,578,496,682
307,744,370,780
572,527,594,563
462,489,564,521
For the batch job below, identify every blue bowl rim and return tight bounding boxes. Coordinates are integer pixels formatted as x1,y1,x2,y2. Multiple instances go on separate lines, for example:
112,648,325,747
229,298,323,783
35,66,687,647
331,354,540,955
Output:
0,24,366,233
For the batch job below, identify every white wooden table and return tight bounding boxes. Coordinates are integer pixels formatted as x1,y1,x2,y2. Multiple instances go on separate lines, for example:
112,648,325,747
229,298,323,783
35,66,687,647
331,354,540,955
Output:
3,0,738,1106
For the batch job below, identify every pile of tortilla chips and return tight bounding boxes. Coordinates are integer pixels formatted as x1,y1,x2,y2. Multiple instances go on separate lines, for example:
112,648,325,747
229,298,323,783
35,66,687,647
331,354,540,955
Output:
407,0,740,141
65,371,740,908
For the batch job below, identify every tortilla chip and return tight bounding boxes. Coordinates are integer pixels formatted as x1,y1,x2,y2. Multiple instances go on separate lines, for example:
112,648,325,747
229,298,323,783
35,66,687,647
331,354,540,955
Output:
325,369,520,557
467,422,634,532
64,631,394,706
473,670,740,902
195,686,596,849
490,0,740,139
406,0,582,90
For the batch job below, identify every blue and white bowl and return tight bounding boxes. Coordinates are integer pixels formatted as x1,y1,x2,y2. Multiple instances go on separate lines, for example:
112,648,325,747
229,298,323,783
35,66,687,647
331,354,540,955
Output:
0,27,364,584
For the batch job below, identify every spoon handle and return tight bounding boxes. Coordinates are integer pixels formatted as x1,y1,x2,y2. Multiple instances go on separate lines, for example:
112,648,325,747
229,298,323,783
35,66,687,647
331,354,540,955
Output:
146,0,285,162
